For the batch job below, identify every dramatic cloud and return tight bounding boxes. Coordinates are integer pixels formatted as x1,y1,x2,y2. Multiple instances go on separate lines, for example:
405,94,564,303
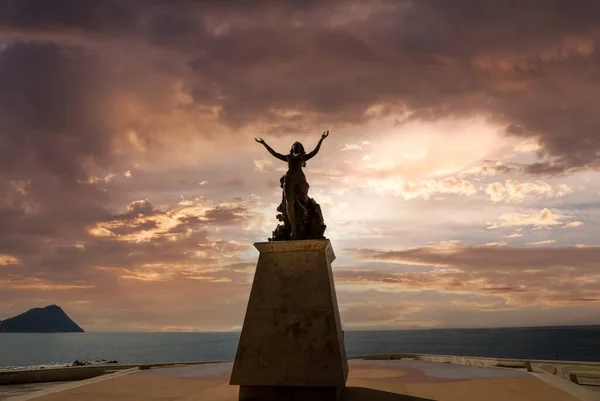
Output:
349,244,600,307
487,208,576,230
0,255,19,266
485,180,572,202
375,177,477,200
564,221,584,228
503,232,523,239
526,240,556,245
1,0,600,172
1,0,600,330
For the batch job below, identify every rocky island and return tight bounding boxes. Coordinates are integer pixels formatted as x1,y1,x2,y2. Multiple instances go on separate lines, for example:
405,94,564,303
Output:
0,304,84,333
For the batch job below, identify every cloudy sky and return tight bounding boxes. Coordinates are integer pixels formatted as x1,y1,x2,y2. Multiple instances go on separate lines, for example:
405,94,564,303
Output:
1,0,600,331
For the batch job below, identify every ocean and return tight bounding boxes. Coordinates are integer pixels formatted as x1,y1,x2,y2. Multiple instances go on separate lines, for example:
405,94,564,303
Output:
1,326,599,371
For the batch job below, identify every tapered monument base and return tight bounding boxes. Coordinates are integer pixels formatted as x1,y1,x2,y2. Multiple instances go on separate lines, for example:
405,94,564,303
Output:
230,240,348,401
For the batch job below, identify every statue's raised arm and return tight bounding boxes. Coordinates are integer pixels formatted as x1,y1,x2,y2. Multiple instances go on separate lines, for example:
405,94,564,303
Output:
255,138,287,162
306,130,329,160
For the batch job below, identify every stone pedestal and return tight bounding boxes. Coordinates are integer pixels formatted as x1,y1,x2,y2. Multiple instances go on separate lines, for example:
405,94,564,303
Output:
230,240,348,401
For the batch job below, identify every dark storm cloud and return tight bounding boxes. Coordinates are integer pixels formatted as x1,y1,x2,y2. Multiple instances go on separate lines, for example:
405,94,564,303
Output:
204,205,248,225
0,30,195,268
0,42,113,179
2,0,600,173
102,0,600,172
0,40,133,274
0,0,138,34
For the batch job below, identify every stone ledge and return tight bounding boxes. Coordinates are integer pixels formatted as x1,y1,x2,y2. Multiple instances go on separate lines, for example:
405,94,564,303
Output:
254,239,331,253
0,366,107,386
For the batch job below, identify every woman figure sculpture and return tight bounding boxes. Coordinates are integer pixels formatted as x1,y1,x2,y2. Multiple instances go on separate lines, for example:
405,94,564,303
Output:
255,131,329,241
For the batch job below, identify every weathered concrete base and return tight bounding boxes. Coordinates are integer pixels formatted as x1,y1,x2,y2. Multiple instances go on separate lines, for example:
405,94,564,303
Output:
230,240,348,397
239,385,342,401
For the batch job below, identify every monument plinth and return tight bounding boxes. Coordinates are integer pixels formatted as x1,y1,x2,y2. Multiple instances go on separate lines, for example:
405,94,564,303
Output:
230,239,348,401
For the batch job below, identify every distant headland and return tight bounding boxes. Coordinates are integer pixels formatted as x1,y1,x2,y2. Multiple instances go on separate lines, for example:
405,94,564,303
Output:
0,305,84,333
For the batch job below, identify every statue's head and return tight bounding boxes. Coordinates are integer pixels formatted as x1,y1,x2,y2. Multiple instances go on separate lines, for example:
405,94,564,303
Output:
290,142,305,155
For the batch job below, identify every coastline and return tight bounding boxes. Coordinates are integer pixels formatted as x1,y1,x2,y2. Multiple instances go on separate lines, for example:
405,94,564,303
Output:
2,326,600,371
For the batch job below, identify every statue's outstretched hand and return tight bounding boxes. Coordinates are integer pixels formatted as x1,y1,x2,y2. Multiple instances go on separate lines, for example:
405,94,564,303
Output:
321,130,329,140
255,137,265,144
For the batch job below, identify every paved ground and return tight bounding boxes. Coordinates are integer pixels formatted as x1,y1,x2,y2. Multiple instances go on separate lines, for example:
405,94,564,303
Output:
0,382,73,400
4,360,597,401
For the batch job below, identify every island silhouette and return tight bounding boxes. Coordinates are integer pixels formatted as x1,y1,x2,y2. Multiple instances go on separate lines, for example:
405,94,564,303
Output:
0,305,84,333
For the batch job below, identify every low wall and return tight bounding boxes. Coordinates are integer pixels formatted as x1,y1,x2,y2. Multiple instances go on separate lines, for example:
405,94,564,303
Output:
2,354,599,386
0,361,228,385
0,366,108,385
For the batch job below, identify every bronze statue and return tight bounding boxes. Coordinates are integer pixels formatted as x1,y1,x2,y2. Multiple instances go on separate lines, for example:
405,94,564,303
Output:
255,131,329,241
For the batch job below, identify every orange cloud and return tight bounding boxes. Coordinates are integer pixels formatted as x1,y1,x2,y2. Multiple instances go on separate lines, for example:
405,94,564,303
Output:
485,180,572,202
487,208,575,230
0,278,95,290
347,244,600,307
526,240,556,245
0,255,19,266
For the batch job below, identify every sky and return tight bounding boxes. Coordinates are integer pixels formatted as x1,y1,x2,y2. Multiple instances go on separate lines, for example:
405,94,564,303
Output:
1,0,600,332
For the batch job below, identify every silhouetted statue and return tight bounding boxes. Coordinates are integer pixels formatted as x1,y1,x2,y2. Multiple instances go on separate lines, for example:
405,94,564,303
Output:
255,131,329,241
